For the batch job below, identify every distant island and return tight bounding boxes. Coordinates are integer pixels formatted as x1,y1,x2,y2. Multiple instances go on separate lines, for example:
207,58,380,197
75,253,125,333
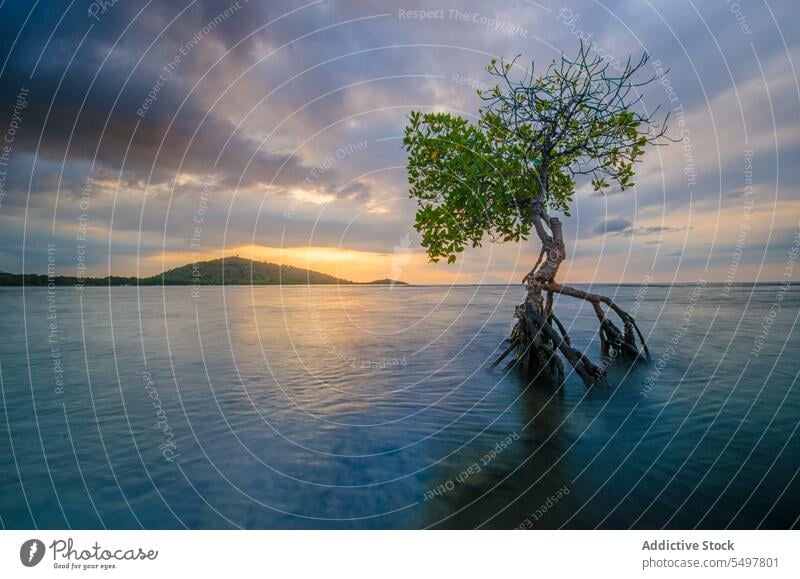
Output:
0,257,410,287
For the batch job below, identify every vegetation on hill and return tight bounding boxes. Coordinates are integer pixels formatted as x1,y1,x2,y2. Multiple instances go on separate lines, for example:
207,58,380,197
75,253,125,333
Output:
152,257,347,285
0,257,408,286
0,271,137,286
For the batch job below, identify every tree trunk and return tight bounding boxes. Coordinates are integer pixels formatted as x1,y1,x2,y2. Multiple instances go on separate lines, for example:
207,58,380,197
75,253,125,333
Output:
493,206,649,387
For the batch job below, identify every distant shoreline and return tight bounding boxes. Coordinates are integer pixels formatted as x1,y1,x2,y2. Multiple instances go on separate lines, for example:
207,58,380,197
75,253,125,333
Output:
0,281,793,288
0,256,409,288
0,257,792,288
0,277,411,287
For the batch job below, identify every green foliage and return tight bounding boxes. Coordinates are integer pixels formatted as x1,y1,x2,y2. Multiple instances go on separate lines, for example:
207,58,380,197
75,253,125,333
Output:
403,111,535,263
403,42,667,264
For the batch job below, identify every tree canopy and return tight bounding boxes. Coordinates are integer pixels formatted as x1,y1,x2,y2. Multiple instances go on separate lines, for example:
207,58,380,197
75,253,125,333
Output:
403,42,669,264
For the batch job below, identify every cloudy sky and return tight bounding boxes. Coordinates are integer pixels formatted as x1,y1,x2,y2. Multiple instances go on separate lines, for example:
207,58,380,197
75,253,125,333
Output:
0,0,797,284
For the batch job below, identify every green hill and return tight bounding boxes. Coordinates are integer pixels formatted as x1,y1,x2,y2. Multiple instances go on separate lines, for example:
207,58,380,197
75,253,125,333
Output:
145,256,349,285
0,257,409,286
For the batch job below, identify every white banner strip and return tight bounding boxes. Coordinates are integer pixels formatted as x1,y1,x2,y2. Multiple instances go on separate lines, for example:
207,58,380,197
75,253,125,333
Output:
1,530,798,578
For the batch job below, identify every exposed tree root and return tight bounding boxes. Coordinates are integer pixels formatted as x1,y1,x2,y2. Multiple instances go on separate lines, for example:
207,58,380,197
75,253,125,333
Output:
493,207,649,387
543,281,651,362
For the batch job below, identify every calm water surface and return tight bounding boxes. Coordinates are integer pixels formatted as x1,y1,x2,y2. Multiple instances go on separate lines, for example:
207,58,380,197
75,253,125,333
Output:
0,284,798,529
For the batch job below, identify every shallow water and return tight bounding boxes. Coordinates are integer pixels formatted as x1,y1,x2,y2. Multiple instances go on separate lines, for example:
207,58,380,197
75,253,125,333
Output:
0,283,798,529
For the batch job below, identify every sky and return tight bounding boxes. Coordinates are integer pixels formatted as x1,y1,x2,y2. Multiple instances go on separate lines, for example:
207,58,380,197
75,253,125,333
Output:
0,0,798,284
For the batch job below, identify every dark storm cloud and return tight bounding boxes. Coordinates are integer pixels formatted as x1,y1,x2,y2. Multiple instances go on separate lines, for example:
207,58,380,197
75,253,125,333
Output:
0,0,370,197
593,217,632,235
592,217,690,238
337,180,370,201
